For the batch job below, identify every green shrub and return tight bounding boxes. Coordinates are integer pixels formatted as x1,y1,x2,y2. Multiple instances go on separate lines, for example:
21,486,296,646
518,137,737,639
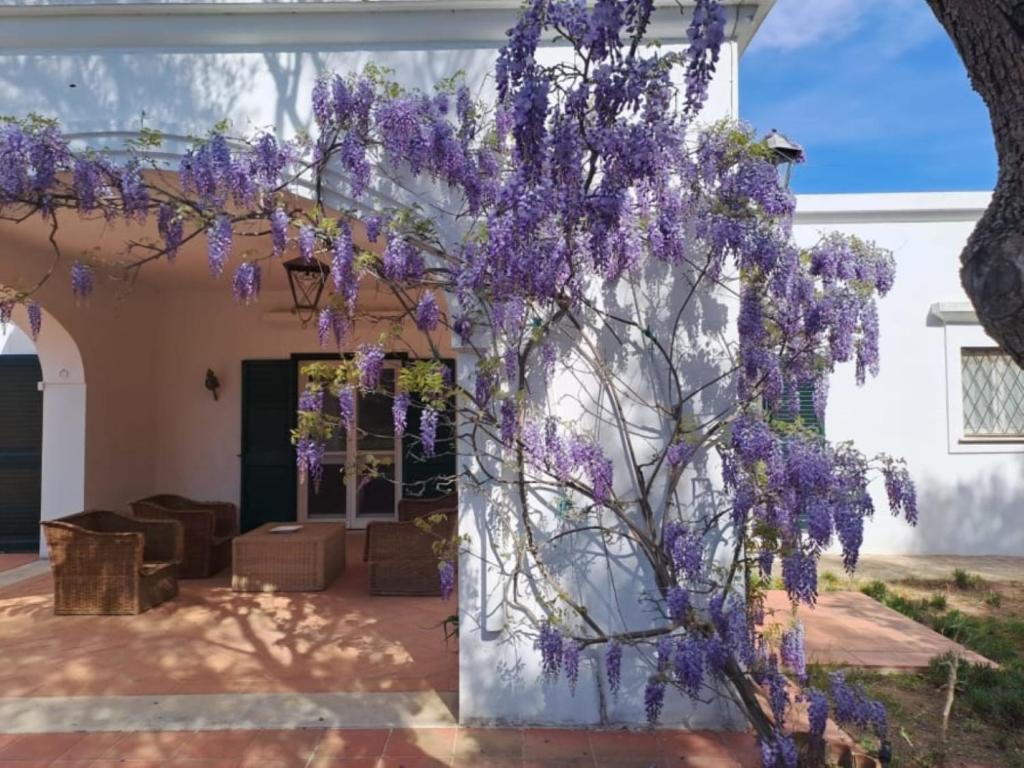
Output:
985,592,1003,608
929,593,948,611
953,568,983,590
925,654,1024,729
861,580,888,601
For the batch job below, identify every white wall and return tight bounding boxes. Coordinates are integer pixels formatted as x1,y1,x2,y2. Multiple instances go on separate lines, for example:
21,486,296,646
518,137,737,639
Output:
0,324,35,355
794,192,1023,556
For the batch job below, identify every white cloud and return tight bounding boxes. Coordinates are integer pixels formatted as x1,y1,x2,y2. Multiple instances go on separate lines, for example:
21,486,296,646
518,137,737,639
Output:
752,0,938,53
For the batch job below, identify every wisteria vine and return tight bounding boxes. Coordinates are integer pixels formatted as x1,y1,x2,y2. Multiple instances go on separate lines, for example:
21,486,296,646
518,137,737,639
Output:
0,1,918,764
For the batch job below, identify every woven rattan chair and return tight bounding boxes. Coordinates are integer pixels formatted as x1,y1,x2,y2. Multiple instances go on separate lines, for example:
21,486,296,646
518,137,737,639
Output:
131,494,239,578
41,510,183,615
364,506,456,596
361,492,457,564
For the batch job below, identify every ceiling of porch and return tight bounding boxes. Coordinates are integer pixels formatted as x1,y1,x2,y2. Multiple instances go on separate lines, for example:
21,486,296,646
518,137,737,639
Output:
0,170,402,308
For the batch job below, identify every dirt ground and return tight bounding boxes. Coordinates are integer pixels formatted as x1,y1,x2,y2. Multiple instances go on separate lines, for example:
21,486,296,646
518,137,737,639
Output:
822,574,1024,768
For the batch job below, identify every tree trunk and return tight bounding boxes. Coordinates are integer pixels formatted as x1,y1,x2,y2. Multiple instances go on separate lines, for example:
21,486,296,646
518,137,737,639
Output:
925,0,1024,368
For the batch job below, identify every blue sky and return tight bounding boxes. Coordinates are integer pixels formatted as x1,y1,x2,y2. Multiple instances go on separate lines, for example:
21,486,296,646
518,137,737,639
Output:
741,0,997,194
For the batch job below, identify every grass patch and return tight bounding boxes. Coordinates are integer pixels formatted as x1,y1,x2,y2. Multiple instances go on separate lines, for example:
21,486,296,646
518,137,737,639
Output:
853,576,1024,767
953,568,983,590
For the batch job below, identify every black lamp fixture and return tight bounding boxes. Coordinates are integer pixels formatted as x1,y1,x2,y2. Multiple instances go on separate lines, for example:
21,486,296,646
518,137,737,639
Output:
764,129,804,188
283,257,331,325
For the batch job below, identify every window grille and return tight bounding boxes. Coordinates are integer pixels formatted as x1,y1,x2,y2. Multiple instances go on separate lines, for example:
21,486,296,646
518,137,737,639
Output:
961,348,1024,438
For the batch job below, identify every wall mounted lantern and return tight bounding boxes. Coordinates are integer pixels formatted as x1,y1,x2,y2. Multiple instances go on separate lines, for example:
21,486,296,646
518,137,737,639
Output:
763,129,804,188
283,257,331,325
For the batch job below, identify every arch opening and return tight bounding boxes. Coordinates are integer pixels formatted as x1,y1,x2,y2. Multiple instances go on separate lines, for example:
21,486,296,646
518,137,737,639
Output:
2,305,86,557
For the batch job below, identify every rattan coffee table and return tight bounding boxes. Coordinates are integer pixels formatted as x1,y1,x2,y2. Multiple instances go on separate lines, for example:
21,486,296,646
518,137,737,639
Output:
231,522,346,592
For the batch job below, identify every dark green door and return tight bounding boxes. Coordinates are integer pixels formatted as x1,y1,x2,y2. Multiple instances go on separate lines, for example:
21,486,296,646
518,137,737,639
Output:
240,360,297,532
0,356,43,551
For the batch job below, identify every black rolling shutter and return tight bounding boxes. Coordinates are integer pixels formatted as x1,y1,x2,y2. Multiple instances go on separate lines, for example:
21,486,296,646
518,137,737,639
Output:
0,356,43,551
240,359,297,531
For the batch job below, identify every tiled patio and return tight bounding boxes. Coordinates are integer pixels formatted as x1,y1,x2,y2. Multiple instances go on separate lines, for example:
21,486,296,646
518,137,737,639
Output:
0,553,37,573
763,590,993,669
0,726,761,767
0,533,458,698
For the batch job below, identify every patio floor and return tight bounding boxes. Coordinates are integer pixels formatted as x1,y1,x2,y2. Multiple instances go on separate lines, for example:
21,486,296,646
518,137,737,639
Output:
0,532,459,699
763,590,993,670
0,726,762,767
0,553,37,573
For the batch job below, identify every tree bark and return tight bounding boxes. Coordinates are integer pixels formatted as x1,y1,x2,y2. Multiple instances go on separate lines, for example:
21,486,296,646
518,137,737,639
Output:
925,0,1024,367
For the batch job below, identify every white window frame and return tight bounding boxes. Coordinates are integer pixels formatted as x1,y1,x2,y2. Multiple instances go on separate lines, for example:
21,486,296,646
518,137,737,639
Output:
934,303,1024,454
296,359,403,528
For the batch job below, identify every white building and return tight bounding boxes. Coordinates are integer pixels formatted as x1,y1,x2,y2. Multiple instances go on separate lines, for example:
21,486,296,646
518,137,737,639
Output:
0,0,1017,731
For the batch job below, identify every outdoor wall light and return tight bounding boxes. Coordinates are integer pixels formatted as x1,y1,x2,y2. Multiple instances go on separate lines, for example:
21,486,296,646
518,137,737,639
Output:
205,369,221,401
283,257,331,326
763,129,804,188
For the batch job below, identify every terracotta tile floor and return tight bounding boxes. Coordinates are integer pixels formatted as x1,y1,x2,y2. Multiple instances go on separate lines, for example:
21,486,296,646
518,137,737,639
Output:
0,553,37,573
0,727,761,767
0,533,459,698
762,590,993,669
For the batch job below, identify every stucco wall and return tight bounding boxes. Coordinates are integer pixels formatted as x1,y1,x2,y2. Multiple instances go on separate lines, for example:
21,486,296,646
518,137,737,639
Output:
794,192,1023,557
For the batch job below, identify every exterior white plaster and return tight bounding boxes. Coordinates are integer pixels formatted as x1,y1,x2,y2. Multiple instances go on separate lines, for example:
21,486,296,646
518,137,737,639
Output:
794,192,1022,557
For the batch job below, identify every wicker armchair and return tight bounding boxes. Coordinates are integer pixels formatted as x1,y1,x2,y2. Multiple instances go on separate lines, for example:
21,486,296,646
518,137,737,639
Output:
397,492,457,522
364,506,456,596
361,492,457,565
131,494,239,578
41,510,183,615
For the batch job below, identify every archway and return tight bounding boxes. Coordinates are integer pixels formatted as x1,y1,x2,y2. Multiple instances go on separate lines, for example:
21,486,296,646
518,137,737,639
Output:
3,305,86,557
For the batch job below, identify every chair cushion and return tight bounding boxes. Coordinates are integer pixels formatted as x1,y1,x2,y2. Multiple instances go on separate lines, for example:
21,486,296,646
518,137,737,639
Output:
140,561,176,576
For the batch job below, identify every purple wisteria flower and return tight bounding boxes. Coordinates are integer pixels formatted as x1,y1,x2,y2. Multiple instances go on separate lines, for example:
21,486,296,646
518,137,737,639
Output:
537,623,563,680
830,671,887,738
806,687,829,743
881,458,918,525
500,398,517,446
605,641,622,697
438,560,455,600
207,216,232,277
779,622,806,680
644,678,665,724
271,208,289,257
416,291,440,331
563,640,581,694
338,387,355,432
27,301,42,339
667,440,696,468
666,586,689,622
298,224,316,263
158,204,184,262
358,344,385,389
70,261,94,301
673,636,704,697
365,215,383,243
420,406,438,457
232,262,261,304
392,392,410,438
296,437,326,491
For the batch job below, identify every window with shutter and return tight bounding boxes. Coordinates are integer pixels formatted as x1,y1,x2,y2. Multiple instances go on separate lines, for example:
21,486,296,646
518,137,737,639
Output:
768,382,823,435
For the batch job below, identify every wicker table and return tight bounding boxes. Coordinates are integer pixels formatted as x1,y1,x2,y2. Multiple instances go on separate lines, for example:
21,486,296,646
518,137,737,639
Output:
231,522,346,592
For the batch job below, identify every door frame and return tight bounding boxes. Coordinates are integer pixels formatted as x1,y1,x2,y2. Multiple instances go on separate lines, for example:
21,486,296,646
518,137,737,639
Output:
294,356,403,529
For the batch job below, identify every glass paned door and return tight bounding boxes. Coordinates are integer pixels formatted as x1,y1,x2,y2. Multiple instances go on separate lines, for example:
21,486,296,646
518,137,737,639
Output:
297,360,401,528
